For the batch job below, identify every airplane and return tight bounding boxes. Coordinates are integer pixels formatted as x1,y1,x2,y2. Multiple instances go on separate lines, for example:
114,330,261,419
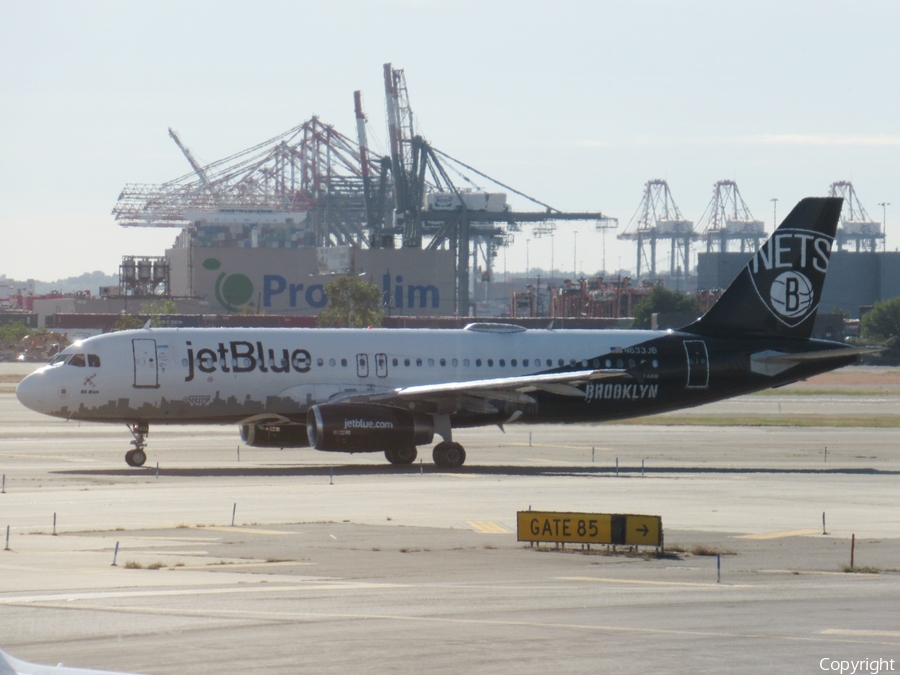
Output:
0,647,145,675
16,197,873,469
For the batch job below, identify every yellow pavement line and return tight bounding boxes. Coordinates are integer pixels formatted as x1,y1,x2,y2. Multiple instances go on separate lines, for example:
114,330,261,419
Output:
195,527,294,536
558,576,751,588
737,529,822,540
465,521,513,534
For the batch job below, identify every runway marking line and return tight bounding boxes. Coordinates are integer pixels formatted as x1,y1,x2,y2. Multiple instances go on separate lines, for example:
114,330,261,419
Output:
465,521,513,534
821,629,900,638
557,576,751,588
737,529,823,539
14,599,900,648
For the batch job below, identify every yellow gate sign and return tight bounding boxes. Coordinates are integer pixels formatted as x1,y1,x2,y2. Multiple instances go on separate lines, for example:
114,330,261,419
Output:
517,511,662,548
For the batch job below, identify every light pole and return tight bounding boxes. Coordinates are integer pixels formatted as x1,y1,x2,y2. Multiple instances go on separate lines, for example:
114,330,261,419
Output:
770,198,779,230
879,202,890,251
573,231,578,277
526,238,531,286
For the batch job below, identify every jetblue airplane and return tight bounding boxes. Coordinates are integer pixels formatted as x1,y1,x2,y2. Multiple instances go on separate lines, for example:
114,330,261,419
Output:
16,198,870,469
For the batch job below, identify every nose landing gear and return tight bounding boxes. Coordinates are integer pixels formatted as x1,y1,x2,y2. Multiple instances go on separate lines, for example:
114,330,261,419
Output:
125,422,149,467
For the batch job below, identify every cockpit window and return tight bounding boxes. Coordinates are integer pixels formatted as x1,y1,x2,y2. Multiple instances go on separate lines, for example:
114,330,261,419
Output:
88,354,101,367
69,354,86,367
50,355,69,366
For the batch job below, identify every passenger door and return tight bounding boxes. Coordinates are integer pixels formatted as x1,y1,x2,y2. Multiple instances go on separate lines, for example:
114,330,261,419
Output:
132,339,159,388
683,340,709,389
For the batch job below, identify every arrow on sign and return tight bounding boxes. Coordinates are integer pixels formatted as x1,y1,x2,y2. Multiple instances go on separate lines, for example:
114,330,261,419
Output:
636,524,649,537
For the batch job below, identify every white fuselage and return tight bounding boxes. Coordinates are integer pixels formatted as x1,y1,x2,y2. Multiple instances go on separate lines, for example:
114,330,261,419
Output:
16,326,665,424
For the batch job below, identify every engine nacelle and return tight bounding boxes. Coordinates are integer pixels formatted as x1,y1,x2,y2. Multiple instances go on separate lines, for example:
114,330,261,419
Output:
240,423,310,448
306,404,434,452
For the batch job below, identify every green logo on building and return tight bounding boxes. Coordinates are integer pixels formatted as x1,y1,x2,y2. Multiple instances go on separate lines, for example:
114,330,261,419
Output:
204,258,254,311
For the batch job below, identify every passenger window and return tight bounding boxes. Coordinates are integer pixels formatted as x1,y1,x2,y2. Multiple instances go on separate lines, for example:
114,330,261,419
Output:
605,359,612,368
404,358,410,366
523,359,529,367
617,358,624,368
88,354,101,367
581,360,588,368
440,358,446,367
416,358,423,367
427,358,434,367
592,359,600,368
569,359,576,367
535,359,541,366
652,359,659,368
463,359,470,367
329,358,336,367
476,359,482,367
499,359,505,367
392,358,399,366
69,354,86,367
317,358,324,367
451,358,458,367
558,359,564,367
628,359,636,368
511,359,517,367
487,359,493,367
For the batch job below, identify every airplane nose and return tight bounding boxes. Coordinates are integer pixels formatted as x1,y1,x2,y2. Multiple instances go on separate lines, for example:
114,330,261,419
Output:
16,371,46,413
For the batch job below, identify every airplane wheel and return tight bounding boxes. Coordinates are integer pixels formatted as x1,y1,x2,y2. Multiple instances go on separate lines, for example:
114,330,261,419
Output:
125,449,147,467
433,441,466,469
385,446,417,465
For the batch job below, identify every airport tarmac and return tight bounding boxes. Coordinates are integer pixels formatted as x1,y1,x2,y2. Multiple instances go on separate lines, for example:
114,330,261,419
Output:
1,364,900,673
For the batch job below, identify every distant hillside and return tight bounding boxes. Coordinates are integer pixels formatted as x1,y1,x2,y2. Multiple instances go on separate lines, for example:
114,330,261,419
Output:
1,271,118,295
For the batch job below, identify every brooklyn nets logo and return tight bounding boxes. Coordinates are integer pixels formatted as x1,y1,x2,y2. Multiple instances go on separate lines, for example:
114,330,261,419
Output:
770,270,814,319
748,228,833,327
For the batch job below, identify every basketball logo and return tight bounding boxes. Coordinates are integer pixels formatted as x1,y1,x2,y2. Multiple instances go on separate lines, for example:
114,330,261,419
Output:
769,271,814,319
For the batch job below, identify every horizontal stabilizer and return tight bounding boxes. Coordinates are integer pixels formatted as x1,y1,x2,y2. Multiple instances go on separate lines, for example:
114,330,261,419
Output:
756,346,884,363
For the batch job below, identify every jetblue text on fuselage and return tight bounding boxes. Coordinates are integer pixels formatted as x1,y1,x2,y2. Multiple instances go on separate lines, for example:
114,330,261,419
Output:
185,341,311,381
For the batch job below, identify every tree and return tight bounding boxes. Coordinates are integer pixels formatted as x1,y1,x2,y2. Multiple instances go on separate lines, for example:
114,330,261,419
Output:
141,298,179,327
317,275,384,328
860,297,900,343
0,322,42,346
631,285,700,329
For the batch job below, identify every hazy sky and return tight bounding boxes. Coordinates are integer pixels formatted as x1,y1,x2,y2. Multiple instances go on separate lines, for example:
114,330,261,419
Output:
2,0,899,283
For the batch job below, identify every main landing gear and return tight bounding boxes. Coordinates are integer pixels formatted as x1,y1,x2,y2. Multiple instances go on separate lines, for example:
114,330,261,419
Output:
125,422,149,467
432,441,466,469
384,446,418,465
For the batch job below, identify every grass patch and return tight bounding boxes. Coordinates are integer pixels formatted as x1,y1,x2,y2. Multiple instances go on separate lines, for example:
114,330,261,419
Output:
265,557,293,563
399,547,421,553
751,389,900,397
123,560,143,569
689,544,737,557
146,561,165,570
842,565,882,574
618,415,900,428
483,544,497,550
529,544,678,560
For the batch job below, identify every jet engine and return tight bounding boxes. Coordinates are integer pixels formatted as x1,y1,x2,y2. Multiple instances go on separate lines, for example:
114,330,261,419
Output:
306,404,434,452
240,423,310,448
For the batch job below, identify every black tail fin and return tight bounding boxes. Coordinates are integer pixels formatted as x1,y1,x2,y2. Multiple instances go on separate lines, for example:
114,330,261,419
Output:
684,197,843,339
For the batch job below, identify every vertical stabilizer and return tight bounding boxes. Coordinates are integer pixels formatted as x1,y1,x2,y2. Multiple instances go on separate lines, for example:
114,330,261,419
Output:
684,197,843,338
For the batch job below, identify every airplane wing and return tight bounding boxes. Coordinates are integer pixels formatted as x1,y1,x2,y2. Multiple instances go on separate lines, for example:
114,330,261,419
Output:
329,368,628,407
755,346,884,363
0,648,146,675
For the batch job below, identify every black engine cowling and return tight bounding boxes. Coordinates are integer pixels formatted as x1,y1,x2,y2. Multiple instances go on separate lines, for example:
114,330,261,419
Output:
306,404,434,452
240,423,310,448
